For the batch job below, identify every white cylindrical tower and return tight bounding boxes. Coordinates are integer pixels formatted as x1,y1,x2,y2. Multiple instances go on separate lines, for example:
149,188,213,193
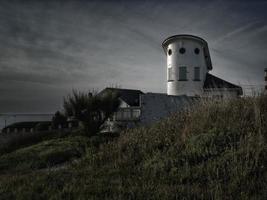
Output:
162,35,213,96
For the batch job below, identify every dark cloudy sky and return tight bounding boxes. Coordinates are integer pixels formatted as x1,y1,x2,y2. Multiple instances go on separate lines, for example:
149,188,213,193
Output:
0,0,267,113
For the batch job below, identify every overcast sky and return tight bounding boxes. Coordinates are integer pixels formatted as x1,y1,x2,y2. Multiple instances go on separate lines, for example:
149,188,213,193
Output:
0,0,267,113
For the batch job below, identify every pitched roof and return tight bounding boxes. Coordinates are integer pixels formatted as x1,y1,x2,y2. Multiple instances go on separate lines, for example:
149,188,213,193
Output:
204,73,243,95
98,88,144,107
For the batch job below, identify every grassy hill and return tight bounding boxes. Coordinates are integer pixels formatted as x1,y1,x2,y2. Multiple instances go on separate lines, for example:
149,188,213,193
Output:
0,96,266,199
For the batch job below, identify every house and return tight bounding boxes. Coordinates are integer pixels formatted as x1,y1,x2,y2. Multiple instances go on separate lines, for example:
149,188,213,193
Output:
99,87,199,132
203,73,243,98
1,121,51,134
1,34,244,134
98,88,143,132
162,34,242,98
101,34,243,132
1,119,80,134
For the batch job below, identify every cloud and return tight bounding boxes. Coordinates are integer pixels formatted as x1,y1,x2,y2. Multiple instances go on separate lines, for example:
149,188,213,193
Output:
212,21,262,45
0,0,266,113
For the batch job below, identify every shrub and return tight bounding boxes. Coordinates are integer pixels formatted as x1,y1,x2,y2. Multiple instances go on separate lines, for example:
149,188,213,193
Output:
52,111,67,129
63,90,120,136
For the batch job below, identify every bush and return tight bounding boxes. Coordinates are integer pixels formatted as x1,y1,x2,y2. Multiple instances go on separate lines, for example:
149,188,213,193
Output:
63,90,120,136
52,111,67,129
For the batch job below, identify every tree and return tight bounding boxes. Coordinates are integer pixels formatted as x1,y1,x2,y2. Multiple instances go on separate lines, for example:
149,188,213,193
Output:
63,90,120,136
52,111,67,129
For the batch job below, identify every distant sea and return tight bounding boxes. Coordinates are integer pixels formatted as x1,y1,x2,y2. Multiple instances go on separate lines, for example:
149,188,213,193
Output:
0,114,53,132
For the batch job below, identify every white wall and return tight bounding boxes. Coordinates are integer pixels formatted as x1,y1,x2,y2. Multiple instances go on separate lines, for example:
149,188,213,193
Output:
119,99,130,108
166,38,209,96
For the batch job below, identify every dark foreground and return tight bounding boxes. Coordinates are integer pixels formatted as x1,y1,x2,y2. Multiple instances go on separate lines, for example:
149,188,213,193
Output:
0,96,266,199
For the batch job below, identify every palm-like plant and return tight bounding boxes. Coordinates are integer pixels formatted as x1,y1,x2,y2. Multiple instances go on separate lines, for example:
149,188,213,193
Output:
63,90,120,136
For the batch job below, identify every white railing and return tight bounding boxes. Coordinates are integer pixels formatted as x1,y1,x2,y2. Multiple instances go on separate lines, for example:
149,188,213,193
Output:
112,108,141,121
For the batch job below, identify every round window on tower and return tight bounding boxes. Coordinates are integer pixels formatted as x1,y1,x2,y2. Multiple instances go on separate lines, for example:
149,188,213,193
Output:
168,49,172,56
194,48,200,54
179,47,186,54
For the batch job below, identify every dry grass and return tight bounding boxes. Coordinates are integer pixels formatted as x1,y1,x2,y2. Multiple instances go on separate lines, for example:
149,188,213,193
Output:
0,95,266,199
0,129,80,156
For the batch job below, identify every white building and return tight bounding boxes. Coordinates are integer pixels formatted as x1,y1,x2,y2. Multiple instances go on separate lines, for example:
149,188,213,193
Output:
162,34,242,98
1,34,244,134
99,88,193,132
100,34,243,132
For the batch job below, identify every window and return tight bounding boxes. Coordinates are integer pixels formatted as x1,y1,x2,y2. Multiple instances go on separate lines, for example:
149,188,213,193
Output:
194,48,200,54
168,67,174,81
179,66,187,81
168,49,172,56
194,67,201,81
179,47,186,54
114,108,140,121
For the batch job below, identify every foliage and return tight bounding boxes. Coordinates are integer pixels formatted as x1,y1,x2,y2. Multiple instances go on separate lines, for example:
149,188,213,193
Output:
52,111,67,129
63,90,120,136
0,95,266,199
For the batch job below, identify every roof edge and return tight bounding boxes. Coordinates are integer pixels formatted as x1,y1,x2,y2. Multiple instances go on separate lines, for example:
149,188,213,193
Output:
162,34,212,70
162,34,208,50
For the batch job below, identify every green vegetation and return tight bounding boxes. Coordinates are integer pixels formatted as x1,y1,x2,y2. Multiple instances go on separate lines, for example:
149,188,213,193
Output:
52,111,67,129
63,90,120,136
0,136,88,173
0,95,266,199
0,130,72,156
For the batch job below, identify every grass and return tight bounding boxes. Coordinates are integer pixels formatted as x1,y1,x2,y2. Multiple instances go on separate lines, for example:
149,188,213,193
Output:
0,129,74,156
0,95,266,199
0,136,89,173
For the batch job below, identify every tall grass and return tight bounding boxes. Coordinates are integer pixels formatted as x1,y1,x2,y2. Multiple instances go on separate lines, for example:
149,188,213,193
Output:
0,95,266,199
73,95,266,199
0,136,89,173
